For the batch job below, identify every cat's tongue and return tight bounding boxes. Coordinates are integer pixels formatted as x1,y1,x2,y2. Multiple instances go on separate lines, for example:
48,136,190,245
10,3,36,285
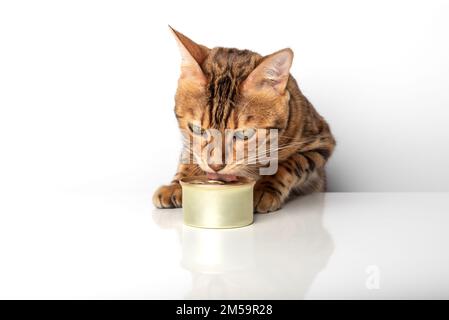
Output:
206,172,238,182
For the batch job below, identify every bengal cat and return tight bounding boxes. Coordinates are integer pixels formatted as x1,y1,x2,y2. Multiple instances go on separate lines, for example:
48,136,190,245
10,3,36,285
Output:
153,27,336,213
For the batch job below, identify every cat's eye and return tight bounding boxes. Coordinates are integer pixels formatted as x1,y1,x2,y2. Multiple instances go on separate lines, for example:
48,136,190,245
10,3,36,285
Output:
188,123,204,135
234,128,256,140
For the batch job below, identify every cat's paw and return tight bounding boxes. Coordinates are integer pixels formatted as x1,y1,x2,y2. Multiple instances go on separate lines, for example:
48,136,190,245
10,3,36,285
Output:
153,184,182,208
253,187,282,213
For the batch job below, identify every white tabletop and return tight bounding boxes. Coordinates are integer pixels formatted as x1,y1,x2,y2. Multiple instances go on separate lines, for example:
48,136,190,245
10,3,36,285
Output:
1,190,448,299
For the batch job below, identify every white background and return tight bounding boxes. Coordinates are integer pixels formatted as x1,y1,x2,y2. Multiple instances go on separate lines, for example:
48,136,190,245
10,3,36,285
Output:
1,0,449,194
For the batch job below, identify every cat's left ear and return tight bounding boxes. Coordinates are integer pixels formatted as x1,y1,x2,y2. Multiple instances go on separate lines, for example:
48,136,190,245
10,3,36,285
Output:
169,26,210,85
242,48,293,95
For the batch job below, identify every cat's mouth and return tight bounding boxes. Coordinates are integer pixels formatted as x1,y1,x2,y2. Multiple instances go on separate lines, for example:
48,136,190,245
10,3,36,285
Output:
206,172,239,182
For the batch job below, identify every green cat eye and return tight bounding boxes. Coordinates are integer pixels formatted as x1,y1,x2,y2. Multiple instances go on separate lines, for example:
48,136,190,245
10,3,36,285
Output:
188,123,204,135
234,128,256,140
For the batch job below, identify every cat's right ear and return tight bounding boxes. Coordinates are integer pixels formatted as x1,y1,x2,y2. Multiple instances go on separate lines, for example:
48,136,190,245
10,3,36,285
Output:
169,26,209,86
241,48,293,95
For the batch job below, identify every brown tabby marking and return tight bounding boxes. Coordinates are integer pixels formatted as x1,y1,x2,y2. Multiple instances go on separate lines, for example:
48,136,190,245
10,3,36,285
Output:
206,49,260,129
153,28,336,213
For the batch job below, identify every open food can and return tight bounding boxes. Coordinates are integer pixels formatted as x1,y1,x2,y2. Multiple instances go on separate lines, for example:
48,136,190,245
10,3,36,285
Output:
180,176,256,229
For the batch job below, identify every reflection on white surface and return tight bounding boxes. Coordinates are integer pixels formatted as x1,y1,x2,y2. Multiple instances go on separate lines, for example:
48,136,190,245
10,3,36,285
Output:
153,194,333,299
0,190,449,299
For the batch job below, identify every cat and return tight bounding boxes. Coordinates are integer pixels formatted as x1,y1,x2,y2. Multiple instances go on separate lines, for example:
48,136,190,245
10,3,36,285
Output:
153,27,336,213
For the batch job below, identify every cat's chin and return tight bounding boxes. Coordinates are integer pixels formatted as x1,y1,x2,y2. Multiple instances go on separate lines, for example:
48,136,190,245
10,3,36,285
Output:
206,172,238,182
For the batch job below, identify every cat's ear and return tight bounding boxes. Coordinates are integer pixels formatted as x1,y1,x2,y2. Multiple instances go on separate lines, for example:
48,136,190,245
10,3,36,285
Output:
169,26,210,85
242,48,293,95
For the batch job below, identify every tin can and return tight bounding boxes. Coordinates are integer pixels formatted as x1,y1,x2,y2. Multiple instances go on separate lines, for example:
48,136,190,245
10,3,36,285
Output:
180,176,256,229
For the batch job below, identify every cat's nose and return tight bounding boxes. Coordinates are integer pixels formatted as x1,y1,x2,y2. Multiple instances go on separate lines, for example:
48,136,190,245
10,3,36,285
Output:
209,164,225,172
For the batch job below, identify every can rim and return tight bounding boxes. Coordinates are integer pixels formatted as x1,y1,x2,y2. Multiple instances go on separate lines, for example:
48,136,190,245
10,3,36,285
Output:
180,175,255,188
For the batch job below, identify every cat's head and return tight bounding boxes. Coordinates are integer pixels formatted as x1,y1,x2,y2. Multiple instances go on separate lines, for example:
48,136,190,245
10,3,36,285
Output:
171,27,294,180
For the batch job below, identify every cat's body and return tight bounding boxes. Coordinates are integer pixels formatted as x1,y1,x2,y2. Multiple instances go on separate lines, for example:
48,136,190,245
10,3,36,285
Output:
153,28,335,213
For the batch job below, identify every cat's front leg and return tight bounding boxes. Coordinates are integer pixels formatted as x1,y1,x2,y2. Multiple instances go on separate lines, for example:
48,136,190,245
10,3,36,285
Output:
253,161,306,213
254,160,304,213
254,154,307,213
152,163,200,209
153,184,182,208
253,168,292,213
254,146,333,213
254,151,313,213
